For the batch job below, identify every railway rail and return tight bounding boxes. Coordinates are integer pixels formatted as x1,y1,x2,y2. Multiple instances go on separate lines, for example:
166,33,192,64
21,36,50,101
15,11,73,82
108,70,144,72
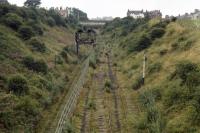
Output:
107,53,121,133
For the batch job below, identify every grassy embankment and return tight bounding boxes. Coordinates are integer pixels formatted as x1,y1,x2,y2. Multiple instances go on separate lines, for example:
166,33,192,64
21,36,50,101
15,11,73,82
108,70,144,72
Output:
0,4,90,132
102,17,200,132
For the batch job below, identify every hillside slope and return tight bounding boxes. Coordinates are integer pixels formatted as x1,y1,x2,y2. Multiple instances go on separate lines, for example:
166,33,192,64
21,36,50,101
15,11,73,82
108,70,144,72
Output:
102,17,200,132
0,4,90,132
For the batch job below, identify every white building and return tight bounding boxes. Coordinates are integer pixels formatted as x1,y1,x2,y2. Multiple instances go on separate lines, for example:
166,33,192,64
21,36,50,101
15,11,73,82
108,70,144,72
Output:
178,9,200,20
127,10,145,19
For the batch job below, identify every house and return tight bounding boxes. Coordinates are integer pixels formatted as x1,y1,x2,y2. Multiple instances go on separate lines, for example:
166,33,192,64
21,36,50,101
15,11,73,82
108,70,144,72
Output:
58,7,68,18
54,7,70,18
127,9,162,19
191,9,200,20
127,10,145,19
147,10,162,19
178,9,200,20
0,0,8,4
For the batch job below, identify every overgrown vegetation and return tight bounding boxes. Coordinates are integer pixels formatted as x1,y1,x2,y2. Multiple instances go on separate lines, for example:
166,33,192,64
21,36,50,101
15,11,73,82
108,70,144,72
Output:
102,16,200,132
8,75,29,95
0,3,88,132
22,56,48,74
28,38,46,52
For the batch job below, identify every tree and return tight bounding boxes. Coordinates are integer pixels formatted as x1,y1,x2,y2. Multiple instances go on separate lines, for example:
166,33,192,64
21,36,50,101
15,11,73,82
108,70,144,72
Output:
24,0,41,7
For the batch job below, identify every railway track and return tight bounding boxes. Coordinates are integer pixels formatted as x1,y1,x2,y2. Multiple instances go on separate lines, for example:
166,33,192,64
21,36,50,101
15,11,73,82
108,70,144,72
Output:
80,86,91,133
95,69,108,133
70,48,138,133
107,53,121,133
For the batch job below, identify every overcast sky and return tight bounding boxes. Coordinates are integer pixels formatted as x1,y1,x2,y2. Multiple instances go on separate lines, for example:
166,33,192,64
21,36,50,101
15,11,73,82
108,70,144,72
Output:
8,0,199,18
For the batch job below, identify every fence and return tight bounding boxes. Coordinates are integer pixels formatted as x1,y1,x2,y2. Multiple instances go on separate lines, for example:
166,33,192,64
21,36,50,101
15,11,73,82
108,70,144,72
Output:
52,54,91,133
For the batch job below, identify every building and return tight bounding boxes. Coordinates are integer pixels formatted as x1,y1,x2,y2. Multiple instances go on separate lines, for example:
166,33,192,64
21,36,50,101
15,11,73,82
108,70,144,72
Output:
127,10,145,19
191,9,200,20
178,9,200,20
147,10,162,19
54,7,71,18
127,9,162,19
0,0,8,4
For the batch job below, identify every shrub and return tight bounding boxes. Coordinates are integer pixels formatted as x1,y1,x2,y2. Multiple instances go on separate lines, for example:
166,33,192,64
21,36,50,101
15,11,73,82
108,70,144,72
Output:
60,51,68,63
47,17,56,27
132,77,144,90
150,28,165,40
89,59,96,69
8,75,28,95
128,34,152,52
163,81,188,107
139,90,155,108
18,26,34,40
16,96,41,122
3,13,23,30
171,17,177,22
138,89,165,132
171,37,194,51
87,101,96,110
32,24,43,35
153,21,168,28
187,101,200,125
159,49,168,56
0,75,7,89
29,38,46,53
148,62,162,74
151,87,162,101
63,120,75,133
55,55,64,65
172,61,200,88
48,9,66,26
22,56,48,74
105,80,111,88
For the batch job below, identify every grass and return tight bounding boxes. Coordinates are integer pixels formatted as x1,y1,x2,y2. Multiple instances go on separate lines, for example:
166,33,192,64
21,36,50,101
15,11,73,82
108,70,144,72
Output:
0,5,90,133
102,18,200,132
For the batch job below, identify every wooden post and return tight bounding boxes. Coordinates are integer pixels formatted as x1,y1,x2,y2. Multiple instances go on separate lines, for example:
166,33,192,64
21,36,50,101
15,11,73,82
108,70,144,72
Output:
142,51,147,85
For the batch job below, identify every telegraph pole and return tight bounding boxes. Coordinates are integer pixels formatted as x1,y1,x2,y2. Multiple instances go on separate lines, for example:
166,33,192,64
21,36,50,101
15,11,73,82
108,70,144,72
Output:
142,51,147,85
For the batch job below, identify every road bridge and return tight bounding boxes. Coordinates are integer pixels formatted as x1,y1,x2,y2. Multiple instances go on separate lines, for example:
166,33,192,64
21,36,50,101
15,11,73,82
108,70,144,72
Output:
79,20,111,27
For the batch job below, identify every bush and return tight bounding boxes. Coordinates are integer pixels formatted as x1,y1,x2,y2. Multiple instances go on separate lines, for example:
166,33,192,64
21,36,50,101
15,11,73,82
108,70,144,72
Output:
150,28,165,40
138,89,165,132
29,38,46,53
3,13,23,30
63,120,75,133
8,75,28,95
132,77,144,90
48,9,66,26
87,101,96,110
18,26,34,40
60,51,68,63
105,80,111,88
159,49,168,56
171,61,200,88
16,96,41,122
23,56,48,74
148,62,162,74
32,24,43,35
89,59,96,69
55,55,64,65
163,81,188,107
128,34,152,52
47,17,56,27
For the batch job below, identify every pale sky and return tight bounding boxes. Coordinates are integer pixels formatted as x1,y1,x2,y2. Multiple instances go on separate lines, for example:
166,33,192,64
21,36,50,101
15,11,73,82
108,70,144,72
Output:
8,0,200,18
